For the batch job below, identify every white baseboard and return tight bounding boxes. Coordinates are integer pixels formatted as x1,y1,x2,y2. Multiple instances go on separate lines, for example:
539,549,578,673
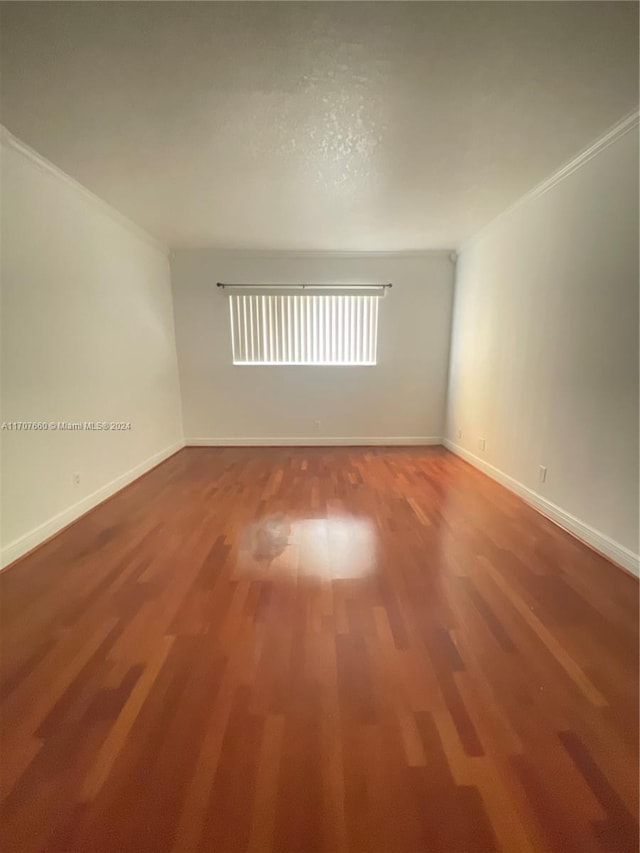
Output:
186,436,442,447
0,439,185,570
443,439,639,577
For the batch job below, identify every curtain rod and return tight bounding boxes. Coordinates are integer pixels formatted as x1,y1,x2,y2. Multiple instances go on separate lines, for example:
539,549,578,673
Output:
216,283,392,289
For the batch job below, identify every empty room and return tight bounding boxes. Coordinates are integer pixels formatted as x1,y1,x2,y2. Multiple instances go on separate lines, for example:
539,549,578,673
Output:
0,2,638,851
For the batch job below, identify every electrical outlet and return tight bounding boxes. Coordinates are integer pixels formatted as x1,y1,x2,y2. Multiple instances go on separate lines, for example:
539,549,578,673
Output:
478,438,486,452
539,465,547,484
313,420,321,433
457,429,462,440
73,472,81,486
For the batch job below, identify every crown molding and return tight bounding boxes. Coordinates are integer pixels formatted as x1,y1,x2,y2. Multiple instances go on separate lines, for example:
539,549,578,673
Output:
459,108,640,254
170,248,455,260
0,125,169,257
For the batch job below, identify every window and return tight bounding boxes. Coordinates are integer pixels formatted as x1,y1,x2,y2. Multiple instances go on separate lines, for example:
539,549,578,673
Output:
228,293,380,365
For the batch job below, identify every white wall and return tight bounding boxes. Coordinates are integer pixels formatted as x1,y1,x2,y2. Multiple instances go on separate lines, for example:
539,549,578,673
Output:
171,252,454,444
0,133,184,566
446,123,639,573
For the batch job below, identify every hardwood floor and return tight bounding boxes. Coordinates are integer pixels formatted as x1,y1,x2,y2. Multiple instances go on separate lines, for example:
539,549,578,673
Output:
0,447,638,852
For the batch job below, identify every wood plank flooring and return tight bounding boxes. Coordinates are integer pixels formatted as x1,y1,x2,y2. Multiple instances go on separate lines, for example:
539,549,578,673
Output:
0,447,638,852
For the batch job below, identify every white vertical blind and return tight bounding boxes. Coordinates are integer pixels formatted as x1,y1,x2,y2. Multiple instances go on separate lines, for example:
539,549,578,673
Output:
229,294,379,365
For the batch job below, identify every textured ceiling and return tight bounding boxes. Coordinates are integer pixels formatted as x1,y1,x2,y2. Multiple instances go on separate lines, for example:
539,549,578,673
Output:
1,2,638,250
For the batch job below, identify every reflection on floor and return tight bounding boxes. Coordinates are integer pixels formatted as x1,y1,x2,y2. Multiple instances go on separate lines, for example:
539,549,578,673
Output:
239,515,377,579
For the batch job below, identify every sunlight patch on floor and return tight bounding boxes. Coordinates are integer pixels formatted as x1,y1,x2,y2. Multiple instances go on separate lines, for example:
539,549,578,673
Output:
236,514,377,579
